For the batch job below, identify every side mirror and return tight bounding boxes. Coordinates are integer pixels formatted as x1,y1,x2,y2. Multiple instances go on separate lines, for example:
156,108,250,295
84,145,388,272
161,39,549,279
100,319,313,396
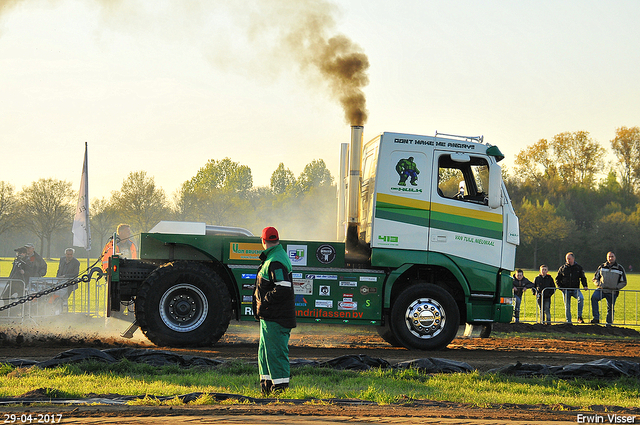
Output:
488,163,502,209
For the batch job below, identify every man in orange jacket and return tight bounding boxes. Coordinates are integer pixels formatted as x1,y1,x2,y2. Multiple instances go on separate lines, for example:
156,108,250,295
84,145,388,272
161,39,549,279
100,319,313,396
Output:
101,224,138,271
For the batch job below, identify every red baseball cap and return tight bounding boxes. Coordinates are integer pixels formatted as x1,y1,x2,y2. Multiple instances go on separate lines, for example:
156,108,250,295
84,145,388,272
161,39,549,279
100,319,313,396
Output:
261,226,279,242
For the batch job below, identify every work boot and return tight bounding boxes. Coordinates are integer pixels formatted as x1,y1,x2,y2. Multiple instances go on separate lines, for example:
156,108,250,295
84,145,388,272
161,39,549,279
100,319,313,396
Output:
260,379,273,396
590,318,599,324
271,383,289,395
577,317,584,324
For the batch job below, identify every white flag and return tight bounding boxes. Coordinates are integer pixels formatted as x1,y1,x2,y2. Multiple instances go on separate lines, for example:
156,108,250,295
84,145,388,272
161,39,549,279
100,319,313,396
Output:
72,142,91,250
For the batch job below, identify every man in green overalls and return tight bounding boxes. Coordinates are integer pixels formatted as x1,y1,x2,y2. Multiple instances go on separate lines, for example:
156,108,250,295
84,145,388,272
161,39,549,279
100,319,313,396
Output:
253,227,297,396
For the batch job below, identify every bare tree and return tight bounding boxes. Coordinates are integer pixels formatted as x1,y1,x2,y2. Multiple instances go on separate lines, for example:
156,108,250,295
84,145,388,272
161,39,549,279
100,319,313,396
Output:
90,197,119,249
20,178,75,257
0,181,19,236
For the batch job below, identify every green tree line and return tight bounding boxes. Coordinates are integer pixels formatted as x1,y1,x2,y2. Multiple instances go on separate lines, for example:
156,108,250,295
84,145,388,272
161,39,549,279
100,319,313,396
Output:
0,158,337,259
507,126,640,270
1,126,639,272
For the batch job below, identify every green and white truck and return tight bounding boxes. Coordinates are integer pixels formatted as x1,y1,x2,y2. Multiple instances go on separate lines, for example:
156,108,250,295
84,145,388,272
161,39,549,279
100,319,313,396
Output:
107,126,519,350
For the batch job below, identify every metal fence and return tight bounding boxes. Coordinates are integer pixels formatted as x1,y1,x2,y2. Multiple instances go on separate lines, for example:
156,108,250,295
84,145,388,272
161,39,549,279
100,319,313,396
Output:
0,275,107,323
513,287,639,326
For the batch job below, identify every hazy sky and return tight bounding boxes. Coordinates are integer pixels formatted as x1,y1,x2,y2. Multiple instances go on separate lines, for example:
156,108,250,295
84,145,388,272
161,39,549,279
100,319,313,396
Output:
1,0,639,202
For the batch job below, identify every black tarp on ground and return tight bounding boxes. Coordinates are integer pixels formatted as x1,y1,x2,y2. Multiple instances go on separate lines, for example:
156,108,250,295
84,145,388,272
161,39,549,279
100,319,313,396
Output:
394,358,474,373
5,348,224,369
2,348,472,373
291,354,474,372
2,348,638,379
488,358,640,378
318,354,391,370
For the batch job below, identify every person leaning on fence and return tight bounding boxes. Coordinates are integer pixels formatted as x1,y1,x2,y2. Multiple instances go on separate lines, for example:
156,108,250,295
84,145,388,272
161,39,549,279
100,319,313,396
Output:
533,265,556,325
555,252,588,324
56,247,81,302
591,251,627,326
56,248,80,279
512,269,533,323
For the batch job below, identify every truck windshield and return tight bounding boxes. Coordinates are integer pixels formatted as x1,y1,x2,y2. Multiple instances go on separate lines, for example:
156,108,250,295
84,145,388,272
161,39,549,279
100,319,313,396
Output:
360,141,379,241
437,155,490,205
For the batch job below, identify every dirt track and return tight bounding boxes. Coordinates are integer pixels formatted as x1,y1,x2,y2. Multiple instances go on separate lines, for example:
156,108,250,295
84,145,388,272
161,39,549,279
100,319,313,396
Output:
0,320,639,423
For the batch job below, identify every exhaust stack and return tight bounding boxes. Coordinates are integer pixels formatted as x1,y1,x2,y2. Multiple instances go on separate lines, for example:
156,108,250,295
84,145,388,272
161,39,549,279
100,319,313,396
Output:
345,125,363,250
337,143,349,240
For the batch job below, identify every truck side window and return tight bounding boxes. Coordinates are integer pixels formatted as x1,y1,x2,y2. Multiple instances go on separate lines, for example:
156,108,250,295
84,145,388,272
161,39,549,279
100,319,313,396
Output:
437,166,464,198
437,155,490,205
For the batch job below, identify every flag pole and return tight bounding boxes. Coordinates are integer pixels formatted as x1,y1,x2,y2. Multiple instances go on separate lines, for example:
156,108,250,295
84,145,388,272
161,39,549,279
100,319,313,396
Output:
72,142,92,314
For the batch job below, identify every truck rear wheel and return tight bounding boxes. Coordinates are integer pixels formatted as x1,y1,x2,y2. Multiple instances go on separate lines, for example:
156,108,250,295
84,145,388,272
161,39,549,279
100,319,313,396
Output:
390,283,459,350
136,261,231,347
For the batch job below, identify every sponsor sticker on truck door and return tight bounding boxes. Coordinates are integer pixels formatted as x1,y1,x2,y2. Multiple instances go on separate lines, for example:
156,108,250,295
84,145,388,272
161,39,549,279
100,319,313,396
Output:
287,244,307,266
229,243,263,261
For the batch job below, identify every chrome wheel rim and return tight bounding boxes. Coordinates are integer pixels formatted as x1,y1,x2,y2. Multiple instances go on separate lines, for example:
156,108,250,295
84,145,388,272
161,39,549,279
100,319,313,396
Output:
404,297,446,339
159,284,208,332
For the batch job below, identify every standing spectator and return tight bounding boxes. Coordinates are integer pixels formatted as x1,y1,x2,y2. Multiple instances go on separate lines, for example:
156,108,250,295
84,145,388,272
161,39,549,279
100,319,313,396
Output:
8,247,28,280
556,252,588,324
101,224,138,271
24,243,47,278
56,247,81,305
252,227,296,396
533,265,556,324
512,269,533,323
591,252,627,326
2,247,29,299
56,248,81,278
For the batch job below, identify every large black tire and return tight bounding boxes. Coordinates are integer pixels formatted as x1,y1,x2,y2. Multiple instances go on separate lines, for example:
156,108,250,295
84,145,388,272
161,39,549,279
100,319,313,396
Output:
135,261,232,347
389,283,460,350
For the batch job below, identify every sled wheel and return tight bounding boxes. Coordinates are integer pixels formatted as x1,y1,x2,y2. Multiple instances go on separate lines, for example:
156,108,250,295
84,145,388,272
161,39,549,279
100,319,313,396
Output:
136,261,231,347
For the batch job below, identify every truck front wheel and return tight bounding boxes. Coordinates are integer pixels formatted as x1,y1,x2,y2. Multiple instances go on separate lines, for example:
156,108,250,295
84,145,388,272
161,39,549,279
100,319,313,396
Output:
390,283,460,350
136,261,231,347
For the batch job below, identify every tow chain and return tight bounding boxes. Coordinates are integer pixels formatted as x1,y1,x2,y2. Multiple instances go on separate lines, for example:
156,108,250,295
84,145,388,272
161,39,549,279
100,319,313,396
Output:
0,267,104,312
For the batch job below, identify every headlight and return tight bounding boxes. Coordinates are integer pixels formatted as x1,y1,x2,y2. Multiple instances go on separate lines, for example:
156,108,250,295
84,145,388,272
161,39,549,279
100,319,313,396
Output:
500,297,514,304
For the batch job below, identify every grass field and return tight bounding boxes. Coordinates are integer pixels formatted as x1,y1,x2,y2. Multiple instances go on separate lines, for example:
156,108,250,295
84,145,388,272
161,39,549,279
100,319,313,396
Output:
0,257,106,317
0,359,638,408
516,270,640,326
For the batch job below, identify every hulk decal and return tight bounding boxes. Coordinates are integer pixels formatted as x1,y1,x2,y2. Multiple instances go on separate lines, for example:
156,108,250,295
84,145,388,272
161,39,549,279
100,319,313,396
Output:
396,157,420,186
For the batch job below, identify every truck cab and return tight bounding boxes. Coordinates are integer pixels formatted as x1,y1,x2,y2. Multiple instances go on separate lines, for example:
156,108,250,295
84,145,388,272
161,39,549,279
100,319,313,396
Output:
349,132,519,347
